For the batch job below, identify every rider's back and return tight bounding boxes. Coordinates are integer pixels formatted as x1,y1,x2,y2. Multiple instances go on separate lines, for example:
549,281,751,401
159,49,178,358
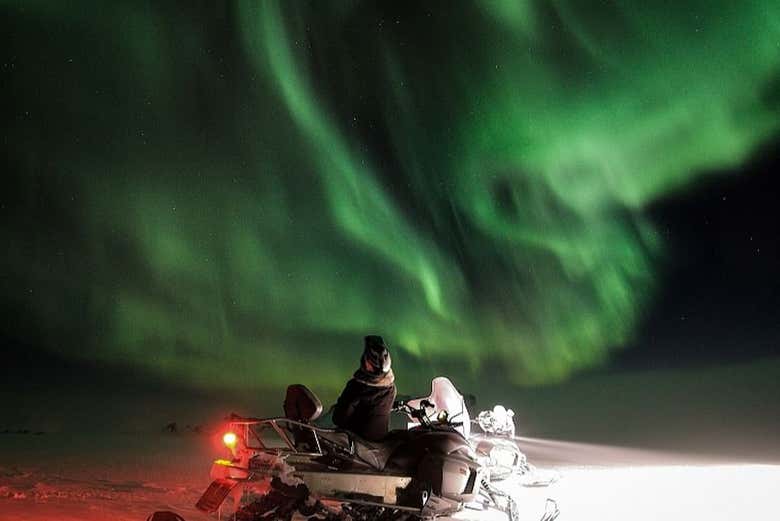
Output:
333,376,396,441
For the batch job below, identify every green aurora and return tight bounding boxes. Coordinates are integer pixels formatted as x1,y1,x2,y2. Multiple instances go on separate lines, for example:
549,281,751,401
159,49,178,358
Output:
2,1,779,394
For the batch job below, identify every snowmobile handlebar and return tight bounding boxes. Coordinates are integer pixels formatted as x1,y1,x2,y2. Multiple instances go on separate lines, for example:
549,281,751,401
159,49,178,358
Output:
392,398,434,410
392,399,427,423
392,398,462,428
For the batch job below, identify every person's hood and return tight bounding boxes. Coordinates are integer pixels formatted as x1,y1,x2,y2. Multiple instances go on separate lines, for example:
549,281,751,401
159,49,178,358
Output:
353,367,395,387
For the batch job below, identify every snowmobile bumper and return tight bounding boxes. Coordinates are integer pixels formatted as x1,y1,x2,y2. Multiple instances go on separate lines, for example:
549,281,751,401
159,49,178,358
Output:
196,478,240,513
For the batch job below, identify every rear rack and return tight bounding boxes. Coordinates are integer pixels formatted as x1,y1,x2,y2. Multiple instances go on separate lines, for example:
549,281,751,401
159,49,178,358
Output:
227,416,350,457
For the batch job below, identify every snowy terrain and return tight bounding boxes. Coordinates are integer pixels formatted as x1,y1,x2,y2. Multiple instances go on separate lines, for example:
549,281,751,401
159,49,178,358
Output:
1,430,778,521
0,433,213,521
2,358,778,520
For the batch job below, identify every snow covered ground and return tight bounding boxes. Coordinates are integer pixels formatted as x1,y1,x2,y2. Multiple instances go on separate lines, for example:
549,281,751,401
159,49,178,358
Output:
2,431,778,521
462,437,780,521
2,358,777,519
0,432,214,521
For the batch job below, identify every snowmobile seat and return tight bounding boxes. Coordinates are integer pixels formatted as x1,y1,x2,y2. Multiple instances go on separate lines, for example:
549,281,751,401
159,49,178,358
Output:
318,429,409,471
350,434,398,470
281,384,400,470
283,384,324,451
315,430,351,454
283,384,323,422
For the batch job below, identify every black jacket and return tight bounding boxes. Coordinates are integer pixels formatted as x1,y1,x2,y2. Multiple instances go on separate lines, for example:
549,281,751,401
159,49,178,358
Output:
332,373,396,441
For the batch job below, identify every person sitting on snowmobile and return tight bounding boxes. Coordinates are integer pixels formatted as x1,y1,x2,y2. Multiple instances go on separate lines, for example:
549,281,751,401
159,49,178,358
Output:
332,335,397,441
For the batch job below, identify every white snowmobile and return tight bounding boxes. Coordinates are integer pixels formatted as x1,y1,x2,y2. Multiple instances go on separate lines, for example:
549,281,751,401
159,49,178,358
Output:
196,377,520,520
470,406,558,487
470,405,527,482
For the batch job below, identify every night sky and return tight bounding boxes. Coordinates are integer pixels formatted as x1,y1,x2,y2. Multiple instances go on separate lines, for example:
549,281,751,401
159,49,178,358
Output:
2,1,779,409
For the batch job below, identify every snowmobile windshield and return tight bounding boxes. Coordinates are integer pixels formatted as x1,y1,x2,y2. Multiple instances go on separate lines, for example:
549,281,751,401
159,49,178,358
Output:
407,376,470,438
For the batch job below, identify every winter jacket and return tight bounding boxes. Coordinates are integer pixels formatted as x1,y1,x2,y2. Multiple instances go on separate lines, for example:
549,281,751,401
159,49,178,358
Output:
332,369,396,441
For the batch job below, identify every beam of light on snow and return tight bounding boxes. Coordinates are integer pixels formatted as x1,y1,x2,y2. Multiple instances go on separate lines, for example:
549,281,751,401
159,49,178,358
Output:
457,437,780,520
544,464,780,521
450,465,780,520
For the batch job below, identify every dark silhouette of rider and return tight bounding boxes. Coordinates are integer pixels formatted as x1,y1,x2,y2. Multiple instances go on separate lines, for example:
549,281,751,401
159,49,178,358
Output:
332,335,397,441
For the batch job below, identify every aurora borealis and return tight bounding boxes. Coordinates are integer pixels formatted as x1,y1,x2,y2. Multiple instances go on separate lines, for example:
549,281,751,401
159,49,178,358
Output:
2,1,779,393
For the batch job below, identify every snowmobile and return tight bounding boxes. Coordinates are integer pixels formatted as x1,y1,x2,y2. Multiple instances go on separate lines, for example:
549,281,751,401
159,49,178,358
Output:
404,388,559,486
404,388,524,483
470,407,544,484
196,377,519,520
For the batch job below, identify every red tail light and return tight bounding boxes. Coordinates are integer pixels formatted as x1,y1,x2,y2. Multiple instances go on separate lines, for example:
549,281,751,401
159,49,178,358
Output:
223,432,237,448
